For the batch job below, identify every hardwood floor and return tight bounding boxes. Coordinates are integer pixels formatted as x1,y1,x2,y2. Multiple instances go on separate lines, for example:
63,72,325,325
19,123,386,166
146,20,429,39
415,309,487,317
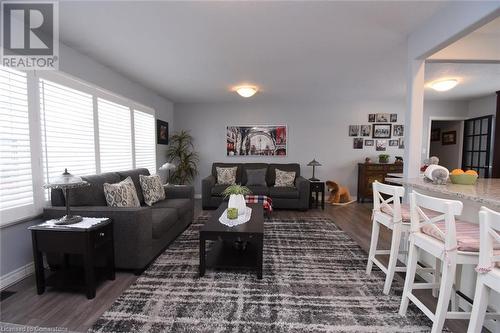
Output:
0,201,470,332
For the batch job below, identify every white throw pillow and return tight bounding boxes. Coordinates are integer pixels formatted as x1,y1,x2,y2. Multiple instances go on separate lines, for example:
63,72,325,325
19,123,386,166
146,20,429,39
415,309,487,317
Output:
216,166,237,185
103,177,140,207
274,169,296,187
139,174,166,206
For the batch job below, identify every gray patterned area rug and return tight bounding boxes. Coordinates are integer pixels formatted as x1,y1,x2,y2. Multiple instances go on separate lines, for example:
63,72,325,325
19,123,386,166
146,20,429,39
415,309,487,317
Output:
90,215,442,333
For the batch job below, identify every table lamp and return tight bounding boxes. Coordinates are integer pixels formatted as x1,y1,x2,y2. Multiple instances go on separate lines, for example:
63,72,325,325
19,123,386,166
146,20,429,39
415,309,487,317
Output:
43,169,89,225
159,162,176,184
307,159,321,181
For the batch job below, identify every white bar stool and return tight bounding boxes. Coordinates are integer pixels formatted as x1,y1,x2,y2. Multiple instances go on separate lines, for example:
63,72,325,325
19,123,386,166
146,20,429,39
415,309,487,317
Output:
366,181,434,294
399,191,499,333
468,207,500,333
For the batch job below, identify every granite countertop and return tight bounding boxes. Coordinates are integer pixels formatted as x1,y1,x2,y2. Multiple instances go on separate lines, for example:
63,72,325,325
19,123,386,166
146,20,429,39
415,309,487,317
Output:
385,177,500,209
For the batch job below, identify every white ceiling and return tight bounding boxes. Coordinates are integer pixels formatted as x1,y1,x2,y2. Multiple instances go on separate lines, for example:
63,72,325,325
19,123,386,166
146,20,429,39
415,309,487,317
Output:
57,1,449,103
429,16,500,62
425,62,500,100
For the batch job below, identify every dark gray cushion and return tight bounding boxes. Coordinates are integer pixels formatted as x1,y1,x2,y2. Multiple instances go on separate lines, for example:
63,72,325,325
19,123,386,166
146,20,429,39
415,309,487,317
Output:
245,168,267,186
211,184,229,197
267,164,300,186
241,164,268,184
211,163,242,184
269,186,299,199
152,198,192,216
151,208,178,239
117,168,150,204
66,172,121,206
246,185,269,196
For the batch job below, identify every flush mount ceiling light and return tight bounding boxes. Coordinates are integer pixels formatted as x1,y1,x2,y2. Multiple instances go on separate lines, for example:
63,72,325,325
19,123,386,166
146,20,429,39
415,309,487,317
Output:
430,79,458,92
234,85,258,98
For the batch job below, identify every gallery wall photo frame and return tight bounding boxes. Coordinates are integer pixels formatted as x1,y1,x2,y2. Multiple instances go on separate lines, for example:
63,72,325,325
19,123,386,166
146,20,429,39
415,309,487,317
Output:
431,128,440,141
372,123,392,138
442,130,457,145
156,120,169,145
226,125,288,156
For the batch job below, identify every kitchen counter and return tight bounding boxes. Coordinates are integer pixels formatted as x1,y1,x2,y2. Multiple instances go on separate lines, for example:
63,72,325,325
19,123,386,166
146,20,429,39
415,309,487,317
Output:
385,177,500,209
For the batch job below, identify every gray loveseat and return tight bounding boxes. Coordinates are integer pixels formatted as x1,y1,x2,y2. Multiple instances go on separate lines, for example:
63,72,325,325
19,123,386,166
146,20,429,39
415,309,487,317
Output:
202,163,310,211
43,168,194,271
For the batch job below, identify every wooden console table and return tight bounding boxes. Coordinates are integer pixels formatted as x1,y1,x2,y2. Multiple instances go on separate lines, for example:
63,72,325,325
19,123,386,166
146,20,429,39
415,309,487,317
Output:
357,163,403,202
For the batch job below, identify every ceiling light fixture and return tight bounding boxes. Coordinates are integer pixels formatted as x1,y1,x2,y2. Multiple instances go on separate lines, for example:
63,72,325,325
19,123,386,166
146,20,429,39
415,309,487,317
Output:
430,79,458,92
234,85,258,98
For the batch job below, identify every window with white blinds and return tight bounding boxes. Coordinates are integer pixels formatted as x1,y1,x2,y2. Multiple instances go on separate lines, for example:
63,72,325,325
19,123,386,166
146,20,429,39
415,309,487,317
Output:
98,98,133,172
40,79,96,190
0,67,34,215
134,109,156,173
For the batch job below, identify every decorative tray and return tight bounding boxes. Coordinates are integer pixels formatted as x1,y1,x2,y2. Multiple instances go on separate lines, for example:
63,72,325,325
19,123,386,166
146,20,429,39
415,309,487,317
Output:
219,207,252,227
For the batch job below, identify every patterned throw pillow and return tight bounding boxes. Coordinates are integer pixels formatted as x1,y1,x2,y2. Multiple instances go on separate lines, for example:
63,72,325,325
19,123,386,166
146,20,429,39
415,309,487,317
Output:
103,177,140,207
275,169,296,187
139,174,166,206
216,167,237,185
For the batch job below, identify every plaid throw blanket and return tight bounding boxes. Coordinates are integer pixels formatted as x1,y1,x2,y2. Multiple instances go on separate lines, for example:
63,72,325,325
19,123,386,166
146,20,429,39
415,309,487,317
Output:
245,195,273,212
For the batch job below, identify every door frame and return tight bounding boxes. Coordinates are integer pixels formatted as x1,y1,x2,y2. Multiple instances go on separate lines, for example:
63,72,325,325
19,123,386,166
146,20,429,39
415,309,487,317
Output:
427,116,466,168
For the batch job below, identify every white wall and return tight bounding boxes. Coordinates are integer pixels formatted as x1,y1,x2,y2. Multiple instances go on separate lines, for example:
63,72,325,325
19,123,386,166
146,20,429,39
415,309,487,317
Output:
422,99,469,161
467,94,496,118
174,99,406,196
58,43,174,170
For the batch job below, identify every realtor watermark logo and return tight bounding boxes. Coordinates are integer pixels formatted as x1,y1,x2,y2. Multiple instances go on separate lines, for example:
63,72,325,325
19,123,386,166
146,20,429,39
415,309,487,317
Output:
1,1,59,70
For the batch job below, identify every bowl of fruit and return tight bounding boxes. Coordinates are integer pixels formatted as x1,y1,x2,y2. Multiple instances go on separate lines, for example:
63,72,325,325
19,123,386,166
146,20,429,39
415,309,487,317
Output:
449,169,478,185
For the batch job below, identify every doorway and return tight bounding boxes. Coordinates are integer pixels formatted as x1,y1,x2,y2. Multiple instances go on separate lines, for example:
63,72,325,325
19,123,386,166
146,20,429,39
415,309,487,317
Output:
429,120,464,171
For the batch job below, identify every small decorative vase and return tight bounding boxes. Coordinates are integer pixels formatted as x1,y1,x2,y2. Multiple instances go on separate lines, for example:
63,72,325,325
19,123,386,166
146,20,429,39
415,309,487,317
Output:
227,208,238,220
228,194,246,216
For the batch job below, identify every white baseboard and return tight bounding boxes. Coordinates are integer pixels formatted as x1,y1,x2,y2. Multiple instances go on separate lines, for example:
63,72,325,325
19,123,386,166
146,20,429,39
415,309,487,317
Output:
0,262,34,290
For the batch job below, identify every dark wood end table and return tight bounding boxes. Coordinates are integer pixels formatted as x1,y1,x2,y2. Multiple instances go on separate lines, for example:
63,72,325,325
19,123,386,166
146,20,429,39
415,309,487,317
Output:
29,218,114,299
309,180,325,210
199,203,264,279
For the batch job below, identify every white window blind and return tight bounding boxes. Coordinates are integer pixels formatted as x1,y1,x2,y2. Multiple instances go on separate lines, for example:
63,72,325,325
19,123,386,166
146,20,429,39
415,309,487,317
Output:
134,109,156,173
0,67,34,214
40,79,96,190
98,98,133,172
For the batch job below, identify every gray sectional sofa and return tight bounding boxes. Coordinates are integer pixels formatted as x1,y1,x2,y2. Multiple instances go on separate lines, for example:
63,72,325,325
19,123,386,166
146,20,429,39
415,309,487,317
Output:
202,163,310,211
43,168,194,271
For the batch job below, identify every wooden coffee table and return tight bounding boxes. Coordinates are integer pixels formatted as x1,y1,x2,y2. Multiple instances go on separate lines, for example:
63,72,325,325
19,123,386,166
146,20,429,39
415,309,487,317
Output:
199,203,264,279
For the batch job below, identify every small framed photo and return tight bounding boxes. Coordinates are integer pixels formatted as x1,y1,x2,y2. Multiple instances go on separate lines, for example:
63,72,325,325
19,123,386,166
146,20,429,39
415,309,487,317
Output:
376,113,389,122
349,125,360,136
156,120,169,145
390,114,398,122
376,140,387,151
360,125,371,137
368,114,376,123
372,123,392,138
442,131,457,145
393,125,404,137
431,128,440,142
398,137,405,149
364,139,374,147
389,139,399,147
353,138,364,149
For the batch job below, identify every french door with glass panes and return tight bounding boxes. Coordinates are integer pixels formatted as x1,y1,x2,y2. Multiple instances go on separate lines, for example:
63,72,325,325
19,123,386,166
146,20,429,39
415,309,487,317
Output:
462,115,493,178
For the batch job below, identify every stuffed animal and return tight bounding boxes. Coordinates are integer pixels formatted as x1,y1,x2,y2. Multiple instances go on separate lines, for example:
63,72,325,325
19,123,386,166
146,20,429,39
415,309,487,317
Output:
326,180,352,204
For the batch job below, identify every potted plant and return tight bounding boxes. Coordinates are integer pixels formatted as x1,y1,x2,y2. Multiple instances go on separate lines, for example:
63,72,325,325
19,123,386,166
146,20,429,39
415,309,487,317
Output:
166,130,199,184
378,154,389,164
222,184,252,216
